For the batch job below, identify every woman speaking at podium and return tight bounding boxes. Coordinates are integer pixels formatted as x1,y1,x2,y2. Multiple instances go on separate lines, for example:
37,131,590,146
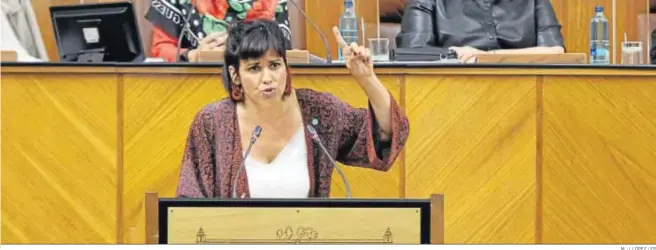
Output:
176,19,409,199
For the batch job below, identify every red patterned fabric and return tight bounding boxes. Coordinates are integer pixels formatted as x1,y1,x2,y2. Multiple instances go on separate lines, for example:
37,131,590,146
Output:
192,0,230,19
246,0,279,20
176,88,410,198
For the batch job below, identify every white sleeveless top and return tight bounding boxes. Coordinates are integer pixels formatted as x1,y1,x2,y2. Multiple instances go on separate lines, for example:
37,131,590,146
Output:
245,128,310,198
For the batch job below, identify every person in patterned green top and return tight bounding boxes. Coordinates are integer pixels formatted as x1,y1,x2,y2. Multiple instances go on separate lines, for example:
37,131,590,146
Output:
146,0,291,62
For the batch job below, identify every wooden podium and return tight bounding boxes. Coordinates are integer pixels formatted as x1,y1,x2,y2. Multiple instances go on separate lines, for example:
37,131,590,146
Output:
145,193,444,244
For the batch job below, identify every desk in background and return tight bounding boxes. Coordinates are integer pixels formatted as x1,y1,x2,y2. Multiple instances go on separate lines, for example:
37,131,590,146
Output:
1,63,655,244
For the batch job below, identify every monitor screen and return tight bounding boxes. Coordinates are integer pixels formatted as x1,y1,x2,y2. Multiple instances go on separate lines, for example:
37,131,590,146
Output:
50,2,144,63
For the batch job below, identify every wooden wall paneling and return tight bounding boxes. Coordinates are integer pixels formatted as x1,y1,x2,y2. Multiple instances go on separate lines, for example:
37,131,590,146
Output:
358,0,381,50
404,75,538,243
294,75,403,198
611,0,650,64
551,0,649,64
1,73,118,243
305,0,379,60
121,73,226,244
305,0,342,60
542,76,656,243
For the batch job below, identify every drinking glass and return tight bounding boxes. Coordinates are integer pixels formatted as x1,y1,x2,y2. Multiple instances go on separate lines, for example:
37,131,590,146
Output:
368,38,390,62
621,41,643,65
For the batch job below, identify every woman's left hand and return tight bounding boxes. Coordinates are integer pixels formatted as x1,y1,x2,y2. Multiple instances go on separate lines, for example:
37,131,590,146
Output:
332,26,374,80
449,46,487,63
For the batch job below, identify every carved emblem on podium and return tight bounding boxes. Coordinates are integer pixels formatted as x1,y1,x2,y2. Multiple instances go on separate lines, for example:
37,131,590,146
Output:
195,226,394,244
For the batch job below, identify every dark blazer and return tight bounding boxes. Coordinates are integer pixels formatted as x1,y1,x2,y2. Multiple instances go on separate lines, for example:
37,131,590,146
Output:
176,88,410,198
396,0,565,51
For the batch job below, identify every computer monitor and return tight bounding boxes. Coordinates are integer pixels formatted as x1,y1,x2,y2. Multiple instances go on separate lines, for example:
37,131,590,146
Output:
50,2,144,63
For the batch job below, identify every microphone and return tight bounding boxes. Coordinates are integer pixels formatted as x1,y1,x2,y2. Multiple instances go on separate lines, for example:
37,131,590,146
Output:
176,7,195,63
287,0,332,63
306,124,351,199
232,125,263,198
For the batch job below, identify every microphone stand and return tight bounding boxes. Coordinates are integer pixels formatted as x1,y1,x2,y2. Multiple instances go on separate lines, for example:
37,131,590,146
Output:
287,0,332,63
306,125,351,199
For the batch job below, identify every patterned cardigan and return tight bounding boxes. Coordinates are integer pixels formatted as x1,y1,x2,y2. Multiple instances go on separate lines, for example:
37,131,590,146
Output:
176,88,410,198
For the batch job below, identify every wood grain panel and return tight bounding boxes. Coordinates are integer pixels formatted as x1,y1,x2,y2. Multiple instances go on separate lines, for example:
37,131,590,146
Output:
121,73,225,243
3,65,656,244
405,76,537,243
294,75,403,198
1,73,117,243
542,76,656,243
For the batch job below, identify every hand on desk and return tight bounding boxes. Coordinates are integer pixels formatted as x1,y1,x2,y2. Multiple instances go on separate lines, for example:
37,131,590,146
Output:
449,46,488,63
188,31,228,62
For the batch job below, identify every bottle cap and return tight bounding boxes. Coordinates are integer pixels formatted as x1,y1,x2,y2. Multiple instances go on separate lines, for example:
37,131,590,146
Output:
595,6,604,12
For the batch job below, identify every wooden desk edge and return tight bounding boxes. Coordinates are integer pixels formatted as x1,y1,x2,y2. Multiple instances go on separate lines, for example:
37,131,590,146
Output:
2,65,655,76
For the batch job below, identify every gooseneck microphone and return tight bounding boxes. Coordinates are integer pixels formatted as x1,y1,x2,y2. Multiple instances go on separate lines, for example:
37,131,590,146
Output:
232,125,263,198
287,0,332,63
176,7,195,63
306,125,351,199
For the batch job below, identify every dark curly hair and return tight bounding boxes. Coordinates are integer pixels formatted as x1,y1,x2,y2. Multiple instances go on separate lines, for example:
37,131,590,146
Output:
222,19,292,102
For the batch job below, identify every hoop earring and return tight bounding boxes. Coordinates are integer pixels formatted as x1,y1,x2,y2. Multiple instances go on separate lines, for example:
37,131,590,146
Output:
231,84,243,101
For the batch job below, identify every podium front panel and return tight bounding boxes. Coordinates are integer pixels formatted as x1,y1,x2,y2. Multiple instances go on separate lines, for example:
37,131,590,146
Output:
159,198,431,244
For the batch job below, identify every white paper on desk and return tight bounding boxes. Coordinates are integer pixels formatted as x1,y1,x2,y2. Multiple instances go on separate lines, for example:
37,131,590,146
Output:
143,57,165,63
378,59,462,64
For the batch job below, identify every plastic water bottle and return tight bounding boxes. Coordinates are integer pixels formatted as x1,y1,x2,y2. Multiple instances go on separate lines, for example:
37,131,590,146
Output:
590,6,610,64
337,0,358,61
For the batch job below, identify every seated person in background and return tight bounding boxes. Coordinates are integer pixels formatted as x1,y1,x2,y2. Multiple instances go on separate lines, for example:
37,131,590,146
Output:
396,0,565,62
145,0,291,62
